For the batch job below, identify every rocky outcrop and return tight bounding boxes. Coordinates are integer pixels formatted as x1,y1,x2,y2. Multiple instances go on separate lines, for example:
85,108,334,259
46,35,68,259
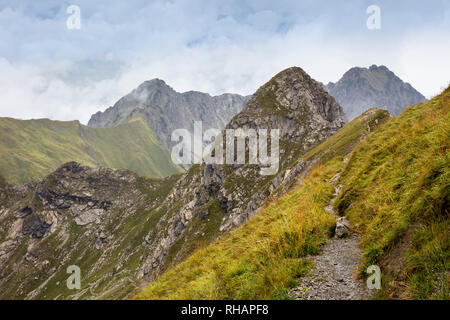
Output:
0,162,181,299
199,66,346,231
326,65,427,119
88,79,251,149
138,67,347,275
335,217,351,238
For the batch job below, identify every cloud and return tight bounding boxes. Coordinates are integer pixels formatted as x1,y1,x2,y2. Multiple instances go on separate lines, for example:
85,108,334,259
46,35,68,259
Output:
0,0,449,123
0,58,121,122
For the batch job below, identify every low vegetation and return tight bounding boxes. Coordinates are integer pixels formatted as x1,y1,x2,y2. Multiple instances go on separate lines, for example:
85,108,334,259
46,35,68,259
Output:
134,159,341,299
0,117,182,184
335,86,449,299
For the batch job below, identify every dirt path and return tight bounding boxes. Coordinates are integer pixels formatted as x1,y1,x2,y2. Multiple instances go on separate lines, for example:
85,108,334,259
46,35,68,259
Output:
289,172,372,300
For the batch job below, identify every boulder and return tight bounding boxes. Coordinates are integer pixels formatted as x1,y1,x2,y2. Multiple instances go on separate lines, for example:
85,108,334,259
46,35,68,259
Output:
335,217,351,238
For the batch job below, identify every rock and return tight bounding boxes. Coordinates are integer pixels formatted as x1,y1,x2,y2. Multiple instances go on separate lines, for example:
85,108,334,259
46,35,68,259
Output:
95,230,109,249
25,252,38,262
95,230,109,250
325,65,426,120
0,240,18,256
335,217,351,238
88,79,251,150
73,209,104,226
16,206,33,218
22,212,50,238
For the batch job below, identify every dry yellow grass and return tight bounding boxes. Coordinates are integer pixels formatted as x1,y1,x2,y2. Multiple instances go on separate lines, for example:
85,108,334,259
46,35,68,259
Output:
134,159,342,300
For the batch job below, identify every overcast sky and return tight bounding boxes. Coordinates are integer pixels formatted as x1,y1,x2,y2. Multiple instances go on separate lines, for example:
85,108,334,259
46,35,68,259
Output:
0,0,449,124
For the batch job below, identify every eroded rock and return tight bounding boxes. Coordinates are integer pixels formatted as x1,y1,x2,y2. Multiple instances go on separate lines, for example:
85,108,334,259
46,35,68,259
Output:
335,217,351,238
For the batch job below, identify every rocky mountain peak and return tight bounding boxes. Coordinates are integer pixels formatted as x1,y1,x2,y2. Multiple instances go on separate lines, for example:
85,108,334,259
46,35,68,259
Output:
326,65,426,119
88,79,250,149
142,78,168,86
368,64,389,72
136,79,174,95
228,66,346,142
195,66,346,232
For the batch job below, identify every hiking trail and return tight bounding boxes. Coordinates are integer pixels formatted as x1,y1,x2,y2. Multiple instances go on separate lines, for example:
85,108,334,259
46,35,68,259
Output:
289,169,372,300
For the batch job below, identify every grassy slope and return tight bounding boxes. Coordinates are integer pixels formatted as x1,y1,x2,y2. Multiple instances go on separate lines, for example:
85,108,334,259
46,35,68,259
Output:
135,160,340,300
135,88,448,300
0,117,182,184
133,109,390,300
335,87,449,299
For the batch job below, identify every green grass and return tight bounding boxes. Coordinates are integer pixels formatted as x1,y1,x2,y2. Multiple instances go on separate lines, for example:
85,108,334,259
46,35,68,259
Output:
134,159,341,300
0,117,183,184
334,86,450,299
302,108,390,165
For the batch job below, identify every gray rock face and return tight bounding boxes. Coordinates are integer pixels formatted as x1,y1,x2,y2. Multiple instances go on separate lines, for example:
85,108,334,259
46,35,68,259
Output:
0,162,181,299
88,79,251,149
326,65,427,120
136,67,347,282
200,66,346,232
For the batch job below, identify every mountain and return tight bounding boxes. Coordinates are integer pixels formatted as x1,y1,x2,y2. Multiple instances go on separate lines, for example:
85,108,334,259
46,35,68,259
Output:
0,66,355,299
325,65,427,120
88,79,251,150
195,66,346,233
0,117,182,185
135,86,449,300
0,163,183,299
2,67,445,301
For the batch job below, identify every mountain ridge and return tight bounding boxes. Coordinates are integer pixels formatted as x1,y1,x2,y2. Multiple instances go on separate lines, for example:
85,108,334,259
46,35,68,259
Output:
0,116,182,184
325,65,427,119
1,66,444,301
88,78,251,150
135,86,449,300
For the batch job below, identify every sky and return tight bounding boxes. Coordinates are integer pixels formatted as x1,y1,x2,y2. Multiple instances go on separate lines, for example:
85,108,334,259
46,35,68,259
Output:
0,0,449,124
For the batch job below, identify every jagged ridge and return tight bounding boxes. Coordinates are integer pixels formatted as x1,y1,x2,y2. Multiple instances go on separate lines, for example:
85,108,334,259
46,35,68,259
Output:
88,79,251,149
326,65,427,120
